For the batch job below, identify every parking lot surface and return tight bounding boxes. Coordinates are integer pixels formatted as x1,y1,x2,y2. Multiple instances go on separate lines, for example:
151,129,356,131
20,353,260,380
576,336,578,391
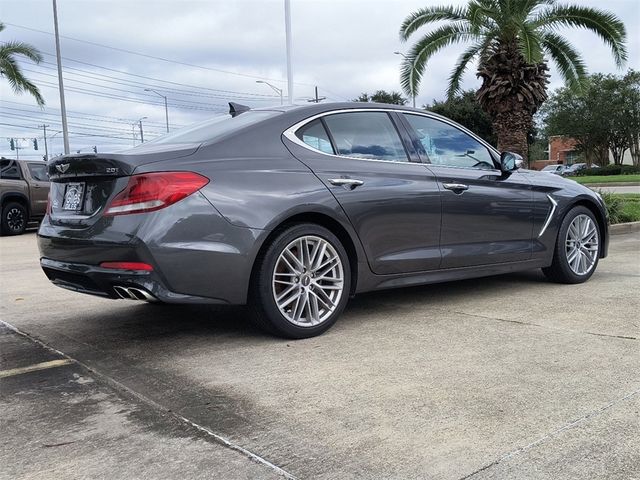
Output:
1,232,639,480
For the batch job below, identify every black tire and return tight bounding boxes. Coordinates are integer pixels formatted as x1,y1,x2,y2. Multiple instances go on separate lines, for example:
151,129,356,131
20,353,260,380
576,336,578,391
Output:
249,223,351,339
1,202,28,236
542,205,600,284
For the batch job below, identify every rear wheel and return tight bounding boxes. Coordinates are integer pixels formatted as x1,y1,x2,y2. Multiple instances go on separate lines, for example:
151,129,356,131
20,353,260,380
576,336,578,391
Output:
542,206,600,284
250,223,351,339
1,202,28,236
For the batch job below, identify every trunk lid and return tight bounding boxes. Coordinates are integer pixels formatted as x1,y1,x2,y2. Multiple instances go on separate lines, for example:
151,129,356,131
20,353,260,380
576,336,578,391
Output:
46,145,199,227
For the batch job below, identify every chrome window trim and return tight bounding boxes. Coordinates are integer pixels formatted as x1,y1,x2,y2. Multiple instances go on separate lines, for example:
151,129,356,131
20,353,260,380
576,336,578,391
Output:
538,194,558,237
425,164,503,175
282,108,501,168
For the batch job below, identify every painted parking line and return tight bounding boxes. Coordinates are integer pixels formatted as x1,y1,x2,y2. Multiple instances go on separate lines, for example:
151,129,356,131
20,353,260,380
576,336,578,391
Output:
0,359,73,379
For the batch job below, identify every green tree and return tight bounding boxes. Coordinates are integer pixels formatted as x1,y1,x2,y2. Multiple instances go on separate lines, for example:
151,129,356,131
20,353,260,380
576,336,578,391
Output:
0,22,45,106
541,72,638,166
427,89,495,145
354,90,407,105
398,1,626,160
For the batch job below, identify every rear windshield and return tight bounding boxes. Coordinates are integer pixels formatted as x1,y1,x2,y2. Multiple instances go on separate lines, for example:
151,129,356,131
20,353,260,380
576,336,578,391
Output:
143,111,279,146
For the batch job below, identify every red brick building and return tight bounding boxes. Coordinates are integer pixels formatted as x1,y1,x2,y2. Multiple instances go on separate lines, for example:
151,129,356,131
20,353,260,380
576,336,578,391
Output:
530,136,580,170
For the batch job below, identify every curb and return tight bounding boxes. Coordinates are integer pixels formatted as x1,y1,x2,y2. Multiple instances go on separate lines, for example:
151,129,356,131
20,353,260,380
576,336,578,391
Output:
610,221,640,235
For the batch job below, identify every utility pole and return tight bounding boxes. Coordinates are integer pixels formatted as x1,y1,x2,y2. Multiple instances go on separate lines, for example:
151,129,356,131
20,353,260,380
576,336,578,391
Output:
284,0,293,104
139,120,144,143
52,0,70,154
39,124,50,160
307,86,326,103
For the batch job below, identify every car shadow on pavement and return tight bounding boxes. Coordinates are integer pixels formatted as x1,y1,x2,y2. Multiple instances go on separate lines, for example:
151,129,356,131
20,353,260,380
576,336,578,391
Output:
55,269,549,347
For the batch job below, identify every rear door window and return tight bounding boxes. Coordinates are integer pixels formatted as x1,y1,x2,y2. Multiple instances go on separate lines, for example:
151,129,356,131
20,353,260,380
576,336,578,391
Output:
0,160,22,179
322,112,409,162
27,163,48,181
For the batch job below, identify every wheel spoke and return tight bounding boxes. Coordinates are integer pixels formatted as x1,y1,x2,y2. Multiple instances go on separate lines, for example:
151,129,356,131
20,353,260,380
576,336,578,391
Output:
565,215,599,275
272,235,345,327
282,250,304,273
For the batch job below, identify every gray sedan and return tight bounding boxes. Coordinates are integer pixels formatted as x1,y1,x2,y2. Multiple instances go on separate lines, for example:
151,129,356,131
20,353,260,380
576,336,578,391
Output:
38,103,608,338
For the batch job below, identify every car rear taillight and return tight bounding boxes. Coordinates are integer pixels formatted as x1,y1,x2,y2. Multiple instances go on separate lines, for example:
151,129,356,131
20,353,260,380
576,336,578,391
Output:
104,171,209,216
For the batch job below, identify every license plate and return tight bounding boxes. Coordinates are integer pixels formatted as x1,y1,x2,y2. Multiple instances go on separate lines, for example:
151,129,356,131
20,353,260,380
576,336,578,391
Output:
62,182,85,211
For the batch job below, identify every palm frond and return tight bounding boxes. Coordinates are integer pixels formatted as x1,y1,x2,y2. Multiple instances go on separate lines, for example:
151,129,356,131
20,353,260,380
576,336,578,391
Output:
400,23,475,96
447,38,493,98
540,31,587,91
0,41,43,63
533,5,627,67
399,5,468,41
0,52,45,106
517,21,544,63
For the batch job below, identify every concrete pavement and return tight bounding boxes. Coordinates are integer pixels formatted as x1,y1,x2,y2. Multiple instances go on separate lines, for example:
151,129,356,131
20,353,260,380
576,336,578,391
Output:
1,232,639,479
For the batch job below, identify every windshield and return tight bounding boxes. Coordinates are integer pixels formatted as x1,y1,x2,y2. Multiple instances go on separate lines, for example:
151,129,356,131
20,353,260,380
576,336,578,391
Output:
142,111,279,146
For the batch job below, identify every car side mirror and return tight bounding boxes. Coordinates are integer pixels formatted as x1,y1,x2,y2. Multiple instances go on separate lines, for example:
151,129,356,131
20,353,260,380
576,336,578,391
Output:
500,151,524,172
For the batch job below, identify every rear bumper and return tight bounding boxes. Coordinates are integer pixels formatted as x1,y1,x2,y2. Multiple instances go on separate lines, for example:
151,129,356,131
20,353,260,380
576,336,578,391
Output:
37,193,266,305
40,257,228,303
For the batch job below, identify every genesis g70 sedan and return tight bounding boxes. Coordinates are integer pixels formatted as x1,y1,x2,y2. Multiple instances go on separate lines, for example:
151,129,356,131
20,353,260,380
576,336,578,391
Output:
38,102,608,338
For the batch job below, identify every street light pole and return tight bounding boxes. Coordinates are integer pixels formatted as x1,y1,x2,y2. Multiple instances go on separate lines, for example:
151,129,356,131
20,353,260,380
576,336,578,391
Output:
145,89,169,132
284,0,293,104
256,80,283,105
394,51,416,108
52,0,70,154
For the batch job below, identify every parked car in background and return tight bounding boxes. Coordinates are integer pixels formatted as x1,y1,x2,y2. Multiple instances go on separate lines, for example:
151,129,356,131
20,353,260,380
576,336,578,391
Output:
563,163,587,176
541,164,567,175
37,103,608,339
0,159,50,235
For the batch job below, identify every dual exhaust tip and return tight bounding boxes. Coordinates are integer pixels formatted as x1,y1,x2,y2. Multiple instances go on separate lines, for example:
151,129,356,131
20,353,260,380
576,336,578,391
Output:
113,285,156,302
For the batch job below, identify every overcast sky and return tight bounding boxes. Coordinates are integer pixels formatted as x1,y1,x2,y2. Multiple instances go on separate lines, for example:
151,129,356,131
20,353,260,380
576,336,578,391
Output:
1,0,639,159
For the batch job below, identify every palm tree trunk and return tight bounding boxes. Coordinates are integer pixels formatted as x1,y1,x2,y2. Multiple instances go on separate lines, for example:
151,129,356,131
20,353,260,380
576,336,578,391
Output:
492,108,531,160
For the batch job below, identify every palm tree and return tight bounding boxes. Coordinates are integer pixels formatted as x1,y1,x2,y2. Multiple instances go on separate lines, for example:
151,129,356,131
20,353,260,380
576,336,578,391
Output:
0,22,45,106
399,0,626,158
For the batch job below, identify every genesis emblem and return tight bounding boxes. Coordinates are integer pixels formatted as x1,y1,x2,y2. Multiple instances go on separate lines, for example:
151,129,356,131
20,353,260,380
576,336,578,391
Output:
55,163,70,174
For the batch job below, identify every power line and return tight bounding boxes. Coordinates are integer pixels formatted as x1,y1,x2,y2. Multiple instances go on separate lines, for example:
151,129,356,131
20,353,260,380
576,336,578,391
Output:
0,106,170,130
0,122,145,141
31,61,280,101
0,99,185,127
6,22,313,86
30,80,228,111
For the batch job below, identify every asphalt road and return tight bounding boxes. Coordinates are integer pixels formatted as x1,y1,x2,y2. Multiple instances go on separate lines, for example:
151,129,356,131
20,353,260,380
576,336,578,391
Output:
1,232,639,480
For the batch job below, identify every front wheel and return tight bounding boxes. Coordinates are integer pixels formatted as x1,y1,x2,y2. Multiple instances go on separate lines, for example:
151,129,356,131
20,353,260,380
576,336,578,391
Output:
542,206,600,284
250,224,351,339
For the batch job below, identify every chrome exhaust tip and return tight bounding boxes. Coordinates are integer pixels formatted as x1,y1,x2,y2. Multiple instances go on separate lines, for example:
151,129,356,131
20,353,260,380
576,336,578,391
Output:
113,286,156,302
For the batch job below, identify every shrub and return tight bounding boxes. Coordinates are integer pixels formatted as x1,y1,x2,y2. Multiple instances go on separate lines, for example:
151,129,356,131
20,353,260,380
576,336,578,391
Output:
577,164,640,176
597,190,623,223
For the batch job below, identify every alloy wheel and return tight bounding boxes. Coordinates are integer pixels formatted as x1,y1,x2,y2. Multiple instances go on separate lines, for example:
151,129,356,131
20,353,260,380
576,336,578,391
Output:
272,235,344,327
6,207,25,233
565,214,599,276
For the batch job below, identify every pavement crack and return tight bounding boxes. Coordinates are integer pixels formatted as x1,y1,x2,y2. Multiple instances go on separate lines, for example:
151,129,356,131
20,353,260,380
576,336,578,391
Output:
0,319,298,480
458,387,640,480
451,310,637,341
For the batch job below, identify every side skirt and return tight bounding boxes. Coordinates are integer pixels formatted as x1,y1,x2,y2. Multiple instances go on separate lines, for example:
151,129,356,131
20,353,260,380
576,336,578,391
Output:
356,258,550,294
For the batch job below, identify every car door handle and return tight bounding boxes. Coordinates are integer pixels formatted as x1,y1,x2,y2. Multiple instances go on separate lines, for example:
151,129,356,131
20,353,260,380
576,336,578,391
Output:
442,183,469,193
328,178,364,188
